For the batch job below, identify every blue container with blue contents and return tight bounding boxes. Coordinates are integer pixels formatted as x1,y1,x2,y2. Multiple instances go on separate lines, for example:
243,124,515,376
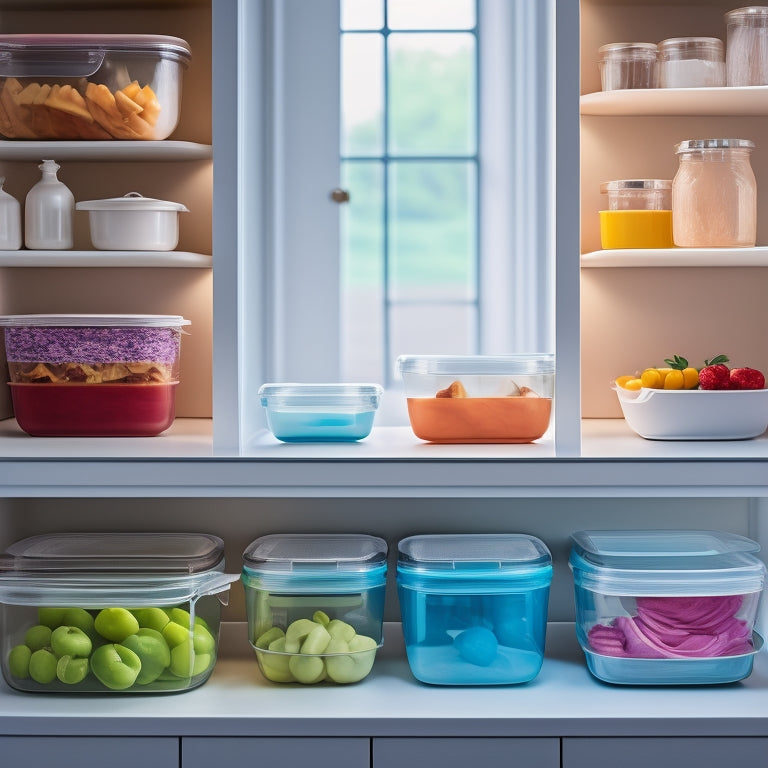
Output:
258,383,383,442
570,529,766,685
397,533,552,685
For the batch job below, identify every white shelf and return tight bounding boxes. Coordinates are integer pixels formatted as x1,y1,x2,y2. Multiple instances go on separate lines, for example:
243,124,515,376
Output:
580,86,768,116
0,622,765,738
1,419,768,498
0,250,211,268
581,247,768,268
0,141,212,162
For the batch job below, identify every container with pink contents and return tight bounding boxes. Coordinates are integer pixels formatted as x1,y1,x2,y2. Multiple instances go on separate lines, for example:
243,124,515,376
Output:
570,529,766,685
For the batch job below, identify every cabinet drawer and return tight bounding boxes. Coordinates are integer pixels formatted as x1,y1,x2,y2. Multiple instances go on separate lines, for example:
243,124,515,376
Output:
563,737,768,768
373,737,559,768
0,736,178,767
182,737,369,768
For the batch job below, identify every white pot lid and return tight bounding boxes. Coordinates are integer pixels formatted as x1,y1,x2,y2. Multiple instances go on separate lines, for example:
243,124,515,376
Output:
76,192,189,212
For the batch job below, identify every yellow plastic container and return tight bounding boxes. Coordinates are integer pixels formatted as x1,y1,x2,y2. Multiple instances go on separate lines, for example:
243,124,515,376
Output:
599,210,674,249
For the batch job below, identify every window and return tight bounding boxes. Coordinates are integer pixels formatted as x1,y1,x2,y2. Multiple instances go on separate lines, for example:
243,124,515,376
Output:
264,0,554,426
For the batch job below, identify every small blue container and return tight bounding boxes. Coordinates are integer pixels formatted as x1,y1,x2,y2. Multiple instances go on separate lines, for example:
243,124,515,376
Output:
259,383,383,442
570,530,766,686
397,533,552,685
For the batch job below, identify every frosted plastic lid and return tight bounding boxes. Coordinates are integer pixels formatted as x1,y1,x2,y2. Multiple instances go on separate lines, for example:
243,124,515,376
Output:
675,138,755,153
0,34,191,78
658,37,724,58
258,383,383,409
600,179,672,193
397,354,555,376
0,314,190,328
598,42,658,60
76,193,189,213
398,533,551,571
570,530,766,595
243,534,388,573
726,6,768,23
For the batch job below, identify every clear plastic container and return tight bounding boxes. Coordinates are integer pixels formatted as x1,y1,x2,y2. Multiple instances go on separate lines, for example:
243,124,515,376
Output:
599,179,674,249
672,138,757,247
258,383,383,442
0,34,191,140
598,42,659,90
600,179,672,211
0,532,238,694
242,533,388,685
397,534,553,685
658,37,725,88
0,314,190,437
397,354,554,443
570,529,766,685
726,6,768,86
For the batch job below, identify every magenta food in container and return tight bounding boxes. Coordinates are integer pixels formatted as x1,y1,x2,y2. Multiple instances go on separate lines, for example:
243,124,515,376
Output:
0,34,191,140
0,314,190,437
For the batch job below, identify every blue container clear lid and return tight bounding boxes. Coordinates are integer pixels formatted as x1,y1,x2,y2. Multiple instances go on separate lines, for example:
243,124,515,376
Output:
258,383,382,411
397,534,552,592
242,533,388,592
570,530,767,596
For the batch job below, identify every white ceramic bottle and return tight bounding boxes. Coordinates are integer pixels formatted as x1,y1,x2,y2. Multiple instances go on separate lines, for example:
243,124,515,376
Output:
0,177,21,250
24,159,74,250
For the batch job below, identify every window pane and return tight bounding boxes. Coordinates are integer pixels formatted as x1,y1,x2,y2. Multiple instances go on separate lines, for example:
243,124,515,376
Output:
387,0,475,30
389,161,476,301
341,33,384,156
341,0,384,30
390,304,477,363
388,33,475,156
341,160,385,382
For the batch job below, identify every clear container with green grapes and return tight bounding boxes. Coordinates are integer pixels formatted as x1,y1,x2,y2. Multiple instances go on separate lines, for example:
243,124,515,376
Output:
242,533,388,685
0,532,239,693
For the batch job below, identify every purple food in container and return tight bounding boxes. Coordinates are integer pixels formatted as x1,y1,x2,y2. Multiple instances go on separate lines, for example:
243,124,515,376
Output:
0,314,190,437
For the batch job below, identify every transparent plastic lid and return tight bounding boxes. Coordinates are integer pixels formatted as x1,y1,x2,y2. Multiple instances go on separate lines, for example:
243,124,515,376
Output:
658,37,724,60
398,533,551,571
76,193,189,213
598,42,658,60
397,354,555,376
0,34,191,78
570,530,766,596
726,6,768,24
675,138,755,153
600,179,672,193
0,533,238,607
0,314,190,328
258,383,383,409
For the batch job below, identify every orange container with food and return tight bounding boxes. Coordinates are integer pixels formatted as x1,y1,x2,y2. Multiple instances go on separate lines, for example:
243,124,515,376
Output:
397,354,555,444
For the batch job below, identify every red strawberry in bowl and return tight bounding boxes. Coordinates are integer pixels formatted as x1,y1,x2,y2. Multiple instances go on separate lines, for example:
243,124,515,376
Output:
698,354,731,390
730,366,766,390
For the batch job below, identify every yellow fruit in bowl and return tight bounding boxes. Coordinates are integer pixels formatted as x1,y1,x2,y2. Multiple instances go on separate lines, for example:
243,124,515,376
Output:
640,368,662,388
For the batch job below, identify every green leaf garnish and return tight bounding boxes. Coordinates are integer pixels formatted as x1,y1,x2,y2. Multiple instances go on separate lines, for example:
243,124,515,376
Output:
663,354,689,370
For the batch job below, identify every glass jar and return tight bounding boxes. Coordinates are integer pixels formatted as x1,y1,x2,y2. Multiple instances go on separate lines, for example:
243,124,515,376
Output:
726,6,768,86
598,43,658,90
599,180,674,249
658,37,725,88
672,139,757,248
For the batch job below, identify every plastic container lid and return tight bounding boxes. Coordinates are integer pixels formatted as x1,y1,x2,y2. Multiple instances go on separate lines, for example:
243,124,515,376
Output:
0,314,190,328
600,179,672,193
258,383,383,411
0,532,238,606
397,354,555,376
570,530,767,596
397,534,553,592
76,193,189,213
0,34,191,78
658,37,724,60
726,6,768,24
598,42,658,60
242,533,388,592
675,138,755,153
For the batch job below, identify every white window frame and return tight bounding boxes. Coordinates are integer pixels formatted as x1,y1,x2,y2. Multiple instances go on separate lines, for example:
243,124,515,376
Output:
261,0,554,426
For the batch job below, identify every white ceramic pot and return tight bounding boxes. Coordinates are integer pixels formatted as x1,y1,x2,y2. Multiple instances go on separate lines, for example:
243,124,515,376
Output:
76,192,189,251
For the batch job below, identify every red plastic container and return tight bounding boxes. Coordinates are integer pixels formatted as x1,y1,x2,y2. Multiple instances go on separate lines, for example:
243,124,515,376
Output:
0,314,189,437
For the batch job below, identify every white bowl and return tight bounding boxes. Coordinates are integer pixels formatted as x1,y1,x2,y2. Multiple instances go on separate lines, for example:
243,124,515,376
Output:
76,192,188,251
615,386,768,440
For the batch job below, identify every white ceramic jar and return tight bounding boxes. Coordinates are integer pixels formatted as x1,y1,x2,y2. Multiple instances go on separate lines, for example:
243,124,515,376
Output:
659,37,725,87
24,159,74,250
0,177,21,250
672,138,757,248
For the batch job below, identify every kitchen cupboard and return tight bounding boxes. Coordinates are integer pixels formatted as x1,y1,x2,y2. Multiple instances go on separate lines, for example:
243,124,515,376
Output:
0,0,766,759
0,736,179,766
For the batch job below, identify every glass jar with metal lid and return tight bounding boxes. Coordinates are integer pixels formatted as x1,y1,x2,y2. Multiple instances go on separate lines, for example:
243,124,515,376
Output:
599,180,674,249
672,138,757,248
